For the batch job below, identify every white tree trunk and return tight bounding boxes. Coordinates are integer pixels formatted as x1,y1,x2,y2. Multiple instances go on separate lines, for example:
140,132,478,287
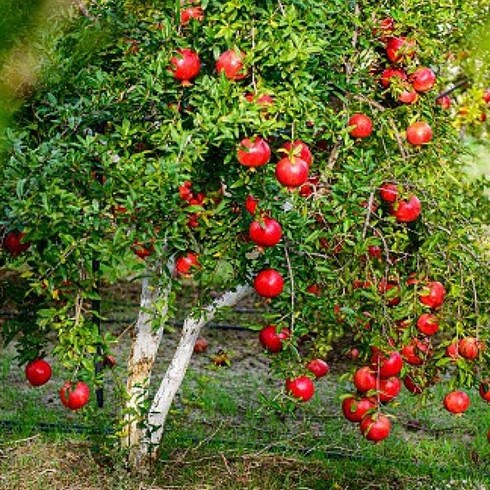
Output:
123,273,170,454
136,284,253,466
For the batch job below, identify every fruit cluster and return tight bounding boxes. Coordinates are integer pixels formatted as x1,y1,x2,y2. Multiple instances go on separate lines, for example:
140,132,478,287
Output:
25,358,91,411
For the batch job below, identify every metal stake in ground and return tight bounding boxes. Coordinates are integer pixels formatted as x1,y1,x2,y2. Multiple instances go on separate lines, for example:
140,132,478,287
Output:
92,160,104,409
93,256,104,408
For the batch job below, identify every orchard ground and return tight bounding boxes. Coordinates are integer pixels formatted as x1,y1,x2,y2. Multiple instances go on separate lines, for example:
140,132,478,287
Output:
1,280,490,489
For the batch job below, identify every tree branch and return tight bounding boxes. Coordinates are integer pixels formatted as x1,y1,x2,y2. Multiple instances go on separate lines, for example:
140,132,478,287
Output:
436,78,469,100
73,0,95,19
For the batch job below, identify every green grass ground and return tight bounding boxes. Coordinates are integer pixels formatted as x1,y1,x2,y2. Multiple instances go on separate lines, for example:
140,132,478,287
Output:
1,340,490,490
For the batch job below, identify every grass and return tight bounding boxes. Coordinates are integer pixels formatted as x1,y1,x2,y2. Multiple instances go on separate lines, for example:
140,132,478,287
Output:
1,343,490,489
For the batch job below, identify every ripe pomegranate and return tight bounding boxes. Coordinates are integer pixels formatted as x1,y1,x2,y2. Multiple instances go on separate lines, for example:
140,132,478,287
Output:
436,95,451,109
193,337,209,354
103,355,117,368
132,240,154,259
258,325,290,353
342,396,376,423
237,137,271,167
175,252,200,276
372,17,395,38
379,377,401,403
406,273,420,287
253,268,284,298
416,313,439,336
391,195,422,223
306,359,330,378
370,350,403,379
353,366,377,393
275,157,309,187
353,279,372,290
411,67,436,92
180,6,204,25
360,413,391,442
399,88,418,104
170,48,201,85
306,283,321,295
379,182,398,203
179,181,193,201
368,245,382,259
188,192,205,206
286,376,315,402
406,122,433,145
348,347,360,360
380,67,407,89
59,381,90,410
348,113,373,139
378,279,401,307
396,318,412,330
446,341,459,360
216,49,247,80
25,359,52,387
479,380,490,403
386,37,415,63
245,195,259,215
401,339,431,366
3,231,30,256
443,390,470,414
419,281,446,309
299,175,319,197
249,216,282,247
458,337,479,360
378,67,417,104
483,89,490,104
245,93,274,106
282,140,313,166
187,213,200,228
403,375,424,394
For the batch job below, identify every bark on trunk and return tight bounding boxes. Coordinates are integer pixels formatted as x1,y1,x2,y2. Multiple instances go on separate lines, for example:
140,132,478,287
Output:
136,284,253,467
123,274,170,457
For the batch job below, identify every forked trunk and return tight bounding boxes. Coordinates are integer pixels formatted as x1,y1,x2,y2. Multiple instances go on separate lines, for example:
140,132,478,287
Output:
123,273,170,460
135,284,252,469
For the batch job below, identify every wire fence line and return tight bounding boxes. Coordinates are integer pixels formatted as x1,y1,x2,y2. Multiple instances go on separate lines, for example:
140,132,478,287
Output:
1,419,488,479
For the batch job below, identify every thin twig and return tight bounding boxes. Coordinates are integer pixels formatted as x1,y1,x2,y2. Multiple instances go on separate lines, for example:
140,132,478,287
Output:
277,0,285,15
284,243,295,333
345,2,360,78
387,116,408,160
0,434,40,447
436,78,469,100
362,191,375,239
327,138,342,170
176,134,193,165
471,276,480,341
353,94,386,112
220,452,233,476
369,225,391,265
178,421,225,463
251,23,257,92
74,0,95,19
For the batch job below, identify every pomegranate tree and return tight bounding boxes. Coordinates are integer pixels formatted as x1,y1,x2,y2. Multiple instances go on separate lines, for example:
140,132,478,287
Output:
0,0,488,469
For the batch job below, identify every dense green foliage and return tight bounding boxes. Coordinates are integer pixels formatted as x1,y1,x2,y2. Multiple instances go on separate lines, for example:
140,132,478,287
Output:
0,0,489,428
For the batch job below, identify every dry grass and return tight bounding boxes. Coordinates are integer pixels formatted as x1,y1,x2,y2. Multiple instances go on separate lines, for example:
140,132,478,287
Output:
0,438,132,490
0,438,333,490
